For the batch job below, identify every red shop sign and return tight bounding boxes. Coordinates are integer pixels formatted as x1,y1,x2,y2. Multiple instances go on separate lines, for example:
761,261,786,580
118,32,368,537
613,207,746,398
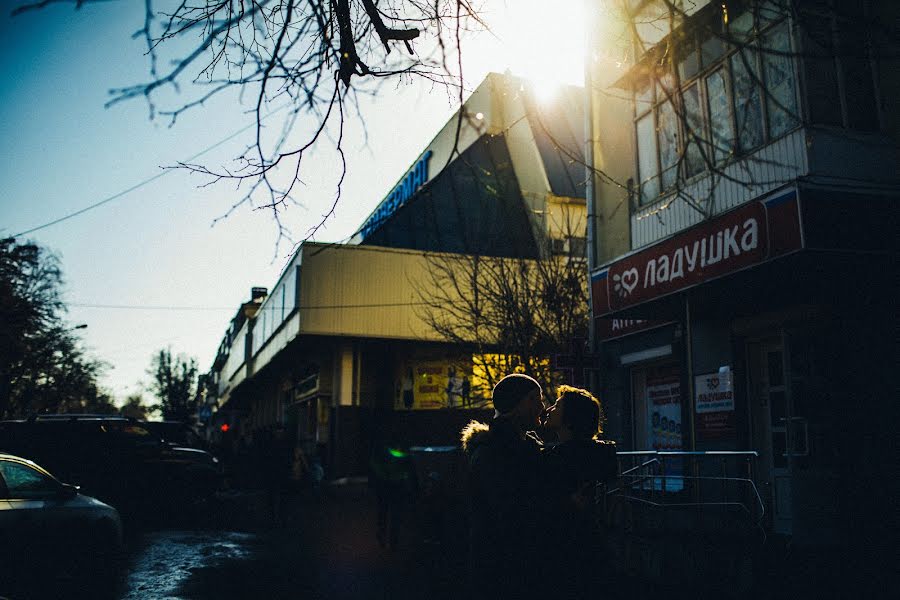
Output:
592,189,802,317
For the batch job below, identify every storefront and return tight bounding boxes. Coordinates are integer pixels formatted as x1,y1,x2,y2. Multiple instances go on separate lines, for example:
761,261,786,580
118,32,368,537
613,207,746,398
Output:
591,184,898,543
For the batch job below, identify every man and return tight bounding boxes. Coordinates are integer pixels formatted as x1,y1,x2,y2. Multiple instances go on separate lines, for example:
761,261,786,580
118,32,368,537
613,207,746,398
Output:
460,374,546,599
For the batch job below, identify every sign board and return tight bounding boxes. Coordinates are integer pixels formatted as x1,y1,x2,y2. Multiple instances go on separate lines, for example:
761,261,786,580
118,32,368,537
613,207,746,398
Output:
595,318,672,341
591,188,802,318
694,371,736,439
361,150,433,239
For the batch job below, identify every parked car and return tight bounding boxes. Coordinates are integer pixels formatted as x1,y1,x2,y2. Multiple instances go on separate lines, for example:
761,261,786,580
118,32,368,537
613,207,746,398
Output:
142,420,208,450
0,453,123,597
0,415,222,518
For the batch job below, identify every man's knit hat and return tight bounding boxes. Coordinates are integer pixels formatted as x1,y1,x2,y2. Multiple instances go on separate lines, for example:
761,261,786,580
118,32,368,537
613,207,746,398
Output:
492,374,542,414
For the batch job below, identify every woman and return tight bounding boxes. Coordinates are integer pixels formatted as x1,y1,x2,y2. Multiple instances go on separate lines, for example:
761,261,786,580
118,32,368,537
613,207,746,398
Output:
541,385,618,598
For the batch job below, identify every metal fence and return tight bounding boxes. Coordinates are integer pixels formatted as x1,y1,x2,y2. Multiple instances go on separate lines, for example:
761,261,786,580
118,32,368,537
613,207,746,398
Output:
601,450,766,538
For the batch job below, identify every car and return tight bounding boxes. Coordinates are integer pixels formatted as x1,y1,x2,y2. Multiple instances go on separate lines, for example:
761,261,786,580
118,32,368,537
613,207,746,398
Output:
142,420,208,450
0,415,222,519
0,453,123,597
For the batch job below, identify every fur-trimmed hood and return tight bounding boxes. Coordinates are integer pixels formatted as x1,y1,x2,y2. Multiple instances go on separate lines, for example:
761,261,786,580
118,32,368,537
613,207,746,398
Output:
460,420,491,455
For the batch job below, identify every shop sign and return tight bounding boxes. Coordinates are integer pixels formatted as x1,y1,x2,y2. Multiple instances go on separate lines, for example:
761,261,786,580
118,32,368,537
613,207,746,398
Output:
595,318,672,341
694,371,735,439
591,189,802,316
361,150,433,239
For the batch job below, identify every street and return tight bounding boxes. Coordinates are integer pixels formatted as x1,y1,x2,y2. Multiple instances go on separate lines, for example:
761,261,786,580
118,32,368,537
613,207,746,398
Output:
109,482,462,600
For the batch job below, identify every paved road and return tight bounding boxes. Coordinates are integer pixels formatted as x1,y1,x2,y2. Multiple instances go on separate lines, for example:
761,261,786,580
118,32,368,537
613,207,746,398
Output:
114,483,462,600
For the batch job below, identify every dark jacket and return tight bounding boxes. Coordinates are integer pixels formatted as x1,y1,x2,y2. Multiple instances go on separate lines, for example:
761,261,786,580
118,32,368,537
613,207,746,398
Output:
542,438,618,499
461,418,546,598
542,438,618,598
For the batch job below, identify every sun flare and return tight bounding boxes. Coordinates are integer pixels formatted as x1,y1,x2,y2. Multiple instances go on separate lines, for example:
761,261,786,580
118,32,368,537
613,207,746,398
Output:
482,0,587,96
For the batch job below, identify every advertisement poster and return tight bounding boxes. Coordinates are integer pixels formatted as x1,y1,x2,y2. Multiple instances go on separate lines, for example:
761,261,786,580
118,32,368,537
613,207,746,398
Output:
646,375,682,450
398,361,473,410
694,371,736,439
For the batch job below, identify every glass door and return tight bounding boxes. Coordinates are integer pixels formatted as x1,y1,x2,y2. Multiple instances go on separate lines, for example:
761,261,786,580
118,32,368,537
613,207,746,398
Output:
749,338,798,535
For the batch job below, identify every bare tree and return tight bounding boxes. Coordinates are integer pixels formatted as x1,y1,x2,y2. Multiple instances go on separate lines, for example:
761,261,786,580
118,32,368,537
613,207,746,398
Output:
13,0,486,244
412,216,590,401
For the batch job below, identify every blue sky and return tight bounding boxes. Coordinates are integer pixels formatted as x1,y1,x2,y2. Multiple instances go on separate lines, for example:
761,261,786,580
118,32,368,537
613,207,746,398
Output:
0,1,585,401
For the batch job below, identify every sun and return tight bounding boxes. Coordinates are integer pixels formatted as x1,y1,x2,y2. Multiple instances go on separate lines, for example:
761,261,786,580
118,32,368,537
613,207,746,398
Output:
482,0,587,97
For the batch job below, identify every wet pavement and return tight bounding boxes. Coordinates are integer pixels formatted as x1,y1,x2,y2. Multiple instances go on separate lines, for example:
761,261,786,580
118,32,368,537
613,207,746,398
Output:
117,531,260,599
111,482,462,600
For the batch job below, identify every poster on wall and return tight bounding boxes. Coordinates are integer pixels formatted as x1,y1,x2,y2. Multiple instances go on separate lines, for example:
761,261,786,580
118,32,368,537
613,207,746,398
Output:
694,371,736,439
646,374,682,450
396,360,473,410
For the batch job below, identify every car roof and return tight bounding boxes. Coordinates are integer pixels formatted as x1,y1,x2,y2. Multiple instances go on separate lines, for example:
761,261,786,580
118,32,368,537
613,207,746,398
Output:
26,414,133,422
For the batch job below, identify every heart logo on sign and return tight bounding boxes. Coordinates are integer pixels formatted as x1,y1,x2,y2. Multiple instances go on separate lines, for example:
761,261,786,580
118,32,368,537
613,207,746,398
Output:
621,268,639,295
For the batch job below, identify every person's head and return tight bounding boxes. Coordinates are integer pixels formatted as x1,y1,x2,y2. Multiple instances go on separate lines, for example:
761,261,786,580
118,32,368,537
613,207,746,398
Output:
545,385,601,441
492,374,544,428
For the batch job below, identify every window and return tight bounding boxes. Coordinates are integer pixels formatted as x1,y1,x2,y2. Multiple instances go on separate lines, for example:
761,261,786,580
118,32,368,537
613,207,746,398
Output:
550,237,587,257
731,48,765,152
633,2,800,206
0,460,58,499
800,1,881,132
636,111,659,203
683,84,705,177
706,69,733,164
764,25,800,137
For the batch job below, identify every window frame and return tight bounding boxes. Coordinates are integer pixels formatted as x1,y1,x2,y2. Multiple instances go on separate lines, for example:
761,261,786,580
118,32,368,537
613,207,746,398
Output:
0,459,61,500
796,0,884,133
632,2,802,209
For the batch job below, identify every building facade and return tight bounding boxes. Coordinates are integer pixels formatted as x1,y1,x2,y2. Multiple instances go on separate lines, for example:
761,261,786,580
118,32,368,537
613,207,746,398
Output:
586,0,898,585
205,73,588,476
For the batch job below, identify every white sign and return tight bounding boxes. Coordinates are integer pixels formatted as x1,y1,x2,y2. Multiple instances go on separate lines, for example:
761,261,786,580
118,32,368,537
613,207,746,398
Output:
694,372,735,414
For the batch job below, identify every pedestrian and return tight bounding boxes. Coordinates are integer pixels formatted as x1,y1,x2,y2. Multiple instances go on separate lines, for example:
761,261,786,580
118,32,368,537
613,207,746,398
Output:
460,373,548,600
541,385,618,598
369,432,417,550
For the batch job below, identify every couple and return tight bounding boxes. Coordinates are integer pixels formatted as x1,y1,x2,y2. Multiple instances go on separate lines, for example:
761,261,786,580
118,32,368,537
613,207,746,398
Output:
460,374,617,599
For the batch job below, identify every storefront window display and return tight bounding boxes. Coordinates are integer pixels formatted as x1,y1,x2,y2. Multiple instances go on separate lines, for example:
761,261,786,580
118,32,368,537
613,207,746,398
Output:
632,364,684,490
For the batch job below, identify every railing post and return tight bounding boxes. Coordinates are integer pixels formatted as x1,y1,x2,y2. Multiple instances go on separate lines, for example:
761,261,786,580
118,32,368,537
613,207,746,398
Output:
661,455,667,495
721,456,728,505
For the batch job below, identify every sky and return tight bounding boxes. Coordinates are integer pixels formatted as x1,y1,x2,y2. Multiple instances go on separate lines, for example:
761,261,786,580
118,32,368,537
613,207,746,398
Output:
0,0,586,402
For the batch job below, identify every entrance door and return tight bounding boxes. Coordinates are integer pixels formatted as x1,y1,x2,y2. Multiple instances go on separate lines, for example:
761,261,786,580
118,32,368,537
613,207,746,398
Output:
748,338,797,535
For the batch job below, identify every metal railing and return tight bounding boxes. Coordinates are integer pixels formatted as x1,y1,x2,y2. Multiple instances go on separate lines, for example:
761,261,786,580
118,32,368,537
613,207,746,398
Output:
600,450,766,535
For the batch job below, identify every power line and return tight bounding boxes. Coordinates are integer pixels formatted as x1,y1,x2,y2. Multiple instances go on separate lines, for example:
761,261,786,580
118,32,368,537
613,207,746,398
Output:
69,300,432,311
69,303,234,312
13,103,290,238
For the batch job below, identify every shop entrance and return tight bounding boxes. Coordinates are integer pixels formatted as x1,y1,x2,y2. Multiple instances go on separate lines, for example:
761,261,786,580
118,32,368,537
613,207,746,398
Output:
747,327,842,542
748,337,799,536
